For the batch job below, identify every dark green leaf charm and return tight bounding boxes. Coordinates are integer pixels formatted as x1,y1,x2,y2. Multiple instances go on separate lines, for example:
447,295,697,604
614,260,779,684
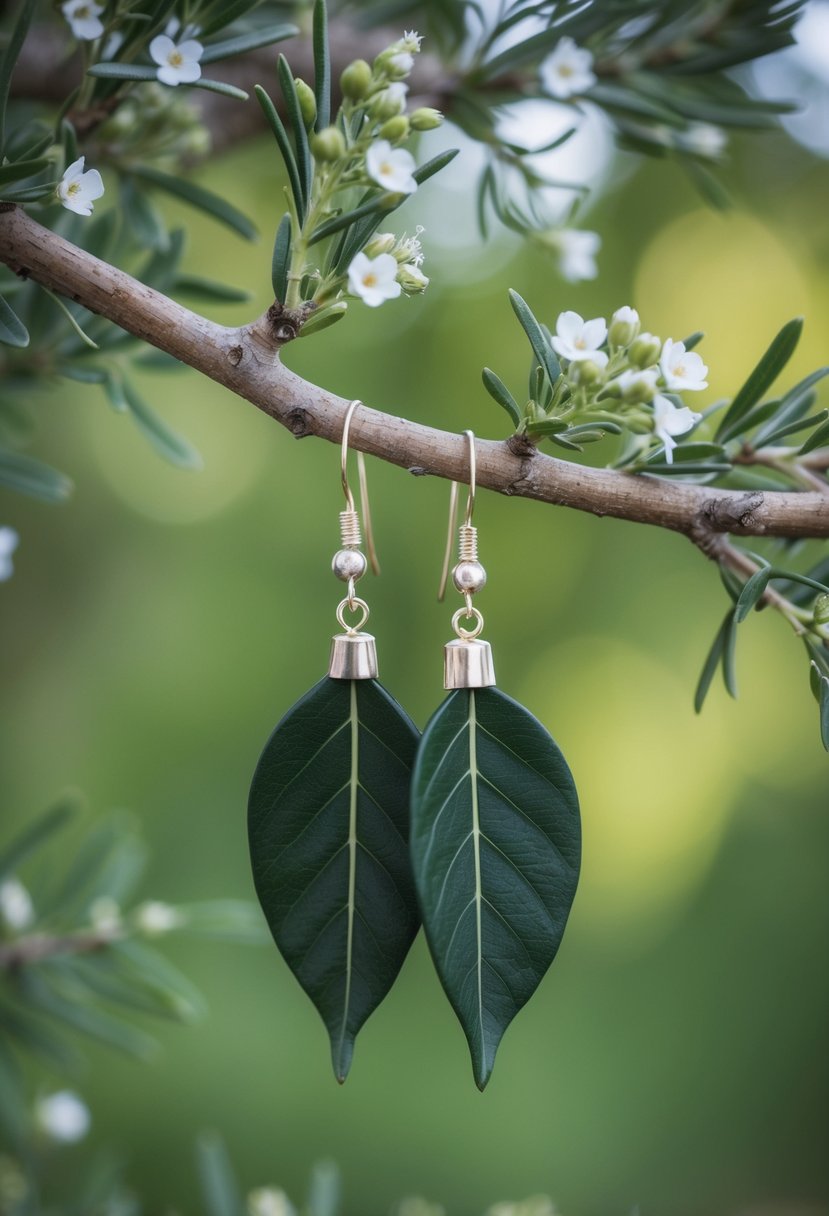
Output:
410,687,580,1090
248,676,419,1082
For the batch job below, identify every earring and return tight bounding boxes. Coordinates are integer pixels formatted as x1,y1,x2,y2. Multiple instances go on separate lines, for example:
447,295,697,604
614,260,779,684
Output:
410,431,582,1091
248,400,420,1083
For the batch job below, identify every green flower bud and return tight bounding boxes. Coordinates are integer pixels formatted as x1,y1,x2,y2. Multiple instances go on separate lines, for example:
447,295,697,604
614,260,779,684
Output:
340,59,373,101
310,126,346,163
814,593,829,627
567,359,603,386
629,332,662,369
410,107,444,131
294,78,317,128
379,115,409,142
371,84,408,120
608,306,640,348
397,263,429,294
364,232,396,257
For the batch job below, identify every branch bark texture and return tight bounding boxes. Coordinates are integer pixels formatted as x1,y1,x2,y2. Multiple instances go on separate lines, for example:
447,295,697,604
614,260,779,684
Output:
2,206,828,541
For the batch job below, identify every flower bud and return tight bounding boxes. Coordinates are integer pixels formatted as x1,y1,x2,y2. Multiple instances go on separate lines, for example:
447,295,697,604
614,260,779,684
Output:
294,78,317,128
372,84,407,119
310,126,346,163
379,115,409,142
410,107,443,131
609,305,640,347
628,332,661,369
340,59,372,101
616,369,657,404
364,232,396,257
814,593,829,627
567,359,603,386
397,263,429,294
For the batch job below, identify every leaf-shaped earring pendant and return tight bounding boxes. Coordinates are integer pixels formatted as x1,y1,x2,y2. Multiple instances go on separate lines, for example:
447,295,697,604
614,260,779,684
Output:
248,402,420,1083
410,433,581,1090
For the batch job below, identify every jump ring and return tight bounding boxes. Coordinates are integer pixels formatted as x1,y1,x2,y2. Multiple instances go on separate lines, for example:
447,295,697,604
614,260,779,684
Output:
337,596,370,634
451,605,484,640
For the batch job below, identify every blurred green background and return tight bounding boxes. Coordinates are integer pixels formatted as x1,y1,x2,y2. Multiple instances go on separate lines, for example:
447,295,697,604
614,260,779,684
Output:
2,83,829,1215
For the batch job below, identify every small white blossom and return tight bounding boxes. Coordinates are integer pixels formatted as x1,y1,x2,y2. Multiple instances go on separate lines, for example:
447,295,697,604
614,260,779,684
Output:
0,527,19,582
389,50,414,74
62,0,105,40
540,36,597,99
57,157,104,216
347,252,402,307
682,123,727,158
551,228,600,282
248,1189,296,1216
398,30,423,53
612,305,638,328
89,896,122,935
615,368,658,402
377,82,409,114
660,337,708,391
36,1092,91,1144
149,34,203,87
551,310,608,366
366,140,417,194
134,900,183,936
652,393,701,463
0,877,34,930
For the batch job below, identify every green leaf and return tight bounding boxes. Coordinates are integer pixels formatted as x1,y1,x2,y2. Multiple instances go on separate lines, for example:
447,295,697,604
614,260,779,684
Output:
190,78,250,102
271,213,292,301
758,409,829,447
0,446,73,502
0,0,37,158
722,610,738,698
308,196,393,247
0,291,28,347
734,566,773,622
199,0,263,38
278,54,312,210
809,663,829,751
753,367,829,446
694,612,732,713
413,148,459,185
410,687,581,1090
19,969,158,1059
197,1134,244,1216
119,177,169,252
482,368,521,427
255,84,305,221
0,157,49,187
716,318,803,439
200,24,299,64
0,796,77,882
130,165,257,241
313,0,331,131
800,415,829,456
173,275,251,304
298,301,347,337
248,677,420,1083
121,378,203,469
509,290,560,389
87,63,158,82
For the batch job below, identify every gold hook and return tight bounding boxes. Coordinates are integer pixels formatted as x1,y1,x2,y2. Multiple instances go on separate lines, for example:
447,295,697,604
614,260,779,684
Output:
438,430,477,601
340,400,380,575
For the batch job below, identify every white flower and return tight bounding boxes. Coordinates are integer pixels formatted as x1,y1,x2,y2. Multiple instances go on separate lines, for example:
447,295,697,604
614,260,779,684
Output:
0,527,19,582
611,305,638,328
347,252,402,307
552,228,600,282
62,0,105,40
134,900,183,936
682,123,727,158
0,876,34,930
57,157,104,216
615,368,658,402
660,337,708,391
149,34,203,87
365,140,417,194
551,310,608,366
398,30,422,53
248,1189,296,1216
377,82,409,114
652,393,701,463
389,50,414,75
540,36,597,99
36,1092,91,1143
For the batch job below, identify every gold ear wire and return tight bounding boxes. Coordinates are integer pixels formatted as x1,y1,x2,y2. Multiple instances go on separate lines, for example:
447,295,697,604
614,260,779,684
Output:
438,430,476,601
340,399,380,575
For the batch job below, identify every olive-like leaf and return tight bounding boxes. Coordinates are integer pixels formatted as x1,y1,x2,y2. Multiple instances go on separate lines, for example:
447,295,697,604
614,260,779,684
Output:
410,687,581,1090
0,292,29,348
248,677,420,1082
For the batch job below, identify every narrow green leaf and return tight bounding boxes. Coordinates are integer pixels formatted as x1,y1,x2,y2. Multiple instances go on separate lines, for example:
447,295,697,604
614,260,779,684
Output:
414,148,459,185
248,677,420,1083
19,970,158,1059
200,24,299,64
0,292,29,347
278,54,312,210
39,287,98,349
297,301,347,337
482,368,521,427
173,275,251,304
130,165,257,241
509,290,560,388
681,331,705,351
196,1134,244,1216
722,610,738,699
694,613,731,713
0,157,49,186
0,446,73,502
255,84,304,220
816,667,829,752
753,367,829,446
800,416,829,456
307,1160,340,1216
716,318,804,439
313,0,331,131
271,212,292,302
0,0,37,157
190,78,249,102
121,378,203,469
119,177,169,251
758,409,829,447
199,0,262,38
410,688,580,1090
308,196,392,246
0,796,77,881
87,63,158,82
734,567,773,622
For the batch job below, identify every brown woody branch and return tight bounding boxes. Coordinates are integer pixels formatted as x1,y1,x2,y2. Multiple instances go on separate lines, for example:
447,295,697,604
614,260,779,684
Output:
1,206,828,542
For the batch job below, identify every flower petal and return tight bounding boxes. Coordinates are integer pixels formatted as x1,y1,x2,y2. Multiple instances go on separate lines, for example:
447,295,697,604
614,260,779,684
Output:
149,34,175,65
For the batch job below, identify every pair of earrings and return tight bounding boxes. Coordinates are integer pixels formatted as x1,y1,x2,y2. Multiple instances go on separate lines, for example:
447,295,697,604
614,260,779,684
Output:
248,401,581,1090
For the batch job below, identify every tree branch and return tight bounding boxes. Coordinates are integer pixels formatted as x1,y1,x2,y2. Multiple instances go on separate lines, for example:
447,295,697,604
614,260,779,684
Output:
2,206,828,540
